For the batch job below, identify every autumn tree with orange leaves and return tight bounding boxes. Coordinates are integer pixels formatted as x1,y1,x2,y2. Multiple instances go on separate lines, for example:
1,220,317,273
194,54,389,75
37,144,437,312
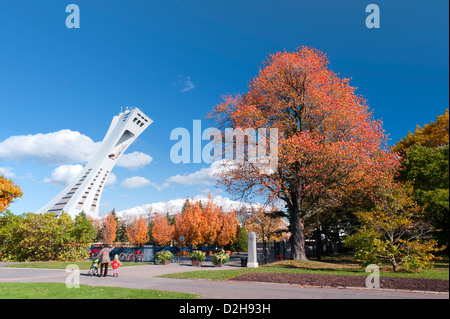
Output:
174,200,206,246
102,212,117,245
0,175,22,213
209,47,399,260
244,206,289,245
127,216,149,246
174,195,239,247
152,213,174,246
202,194,222,245
215,210,239,248
244,206,289,263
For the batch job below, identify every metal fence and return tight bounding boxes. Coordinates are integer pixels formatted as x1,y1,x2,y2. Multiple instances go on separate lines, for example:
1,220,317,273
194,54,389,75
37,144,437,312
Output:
256,240,290,265
256,240,343,265
89,244,154,262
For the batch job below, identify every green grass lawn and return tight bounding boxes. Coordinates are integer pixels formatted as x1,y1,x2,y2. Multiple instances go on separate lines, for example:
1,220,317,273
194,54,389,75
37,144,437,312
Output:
2,260,144,270
0,282,198,299
160,254,450,281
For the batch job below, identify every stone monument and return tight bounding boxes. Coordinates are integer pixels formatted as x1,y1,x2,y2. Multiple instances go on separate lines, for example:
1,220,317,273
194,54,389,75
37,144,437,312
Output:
247,231,258,268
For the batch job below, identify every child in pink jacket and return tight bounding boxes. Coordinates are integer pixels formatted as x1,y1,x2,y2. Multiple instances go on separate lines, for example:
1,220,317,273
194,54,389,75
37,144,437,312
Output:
111,255,122,278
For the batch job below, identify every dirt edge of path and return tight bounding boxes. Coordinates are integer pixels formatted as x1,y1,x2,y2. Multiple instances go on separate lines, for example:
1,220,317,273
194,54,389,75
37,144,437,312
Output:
229,272,449,293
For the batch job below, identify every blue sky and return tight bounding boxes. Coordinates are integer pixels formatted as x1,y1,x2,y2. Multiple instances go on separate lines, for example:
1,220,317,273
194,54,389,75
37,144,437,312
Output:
1,0,448,215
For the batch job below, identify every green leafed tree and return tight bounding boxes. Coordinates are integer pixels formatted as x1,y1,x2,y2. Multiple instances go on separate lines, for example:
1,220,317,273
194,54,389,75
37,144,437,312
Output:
73,211,97,244
395,109,449,247
0,211,96,262
399,144,449,246
345,183,444,272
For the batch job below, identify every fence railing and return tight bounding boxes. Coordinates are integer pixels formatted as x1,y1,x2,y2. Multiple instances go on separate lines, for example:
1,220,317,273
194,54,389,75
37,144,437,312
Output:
89,244,155,262
255,240,343,265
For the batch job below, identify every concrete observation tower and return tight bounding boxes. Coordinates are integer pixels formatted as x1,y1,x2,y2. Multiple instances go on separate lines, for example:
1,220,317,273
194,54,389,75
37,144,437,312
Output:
36,108,152,219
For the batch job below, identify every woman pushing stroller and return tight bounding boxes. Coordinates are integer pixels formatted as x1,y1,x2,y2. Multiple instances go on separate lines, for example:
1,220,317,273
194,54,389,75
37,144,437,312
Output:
95,244,115,277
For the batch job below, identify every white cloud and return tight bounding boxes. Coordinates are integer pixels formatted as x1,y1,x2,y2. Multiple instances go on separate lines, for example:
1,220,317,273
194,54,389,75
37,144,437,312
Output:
0,131,153,172
0,130,99,165
167,166,215,186
121,176,155,189
177,75,195,93
44,164,117,187
115,194,261,221
0,166,15,178
117,151,153,170
166,160,235,186
43,164,84,186
105,173,117,187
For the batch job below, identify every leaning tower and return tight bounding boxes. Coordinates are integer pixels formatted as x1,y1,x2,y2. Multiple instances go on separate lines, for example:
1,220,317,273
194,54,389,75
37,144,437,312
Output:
36,108,152,218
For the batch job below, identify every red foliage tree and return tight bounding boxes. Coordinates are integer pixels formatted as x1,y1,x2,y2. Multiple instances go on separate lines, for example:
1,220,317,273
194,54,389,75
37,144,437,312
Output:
209,47,399,260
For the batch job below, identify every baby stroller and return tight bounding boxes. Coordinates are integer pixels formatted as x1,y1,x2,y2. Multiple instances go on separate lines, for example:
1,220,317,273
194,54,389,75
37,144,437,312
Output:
87,258,100,277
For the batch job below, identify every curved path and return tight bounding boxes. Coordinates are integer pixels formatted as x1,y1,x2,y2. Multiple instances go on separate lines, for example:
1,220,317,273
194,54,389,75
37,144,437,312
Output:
0,263,447,299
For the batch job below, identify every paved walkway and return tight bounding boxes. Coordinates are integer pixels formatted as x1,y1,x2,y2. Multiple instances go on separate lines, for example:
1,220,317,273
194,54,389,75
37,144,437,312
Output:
0,262,447,299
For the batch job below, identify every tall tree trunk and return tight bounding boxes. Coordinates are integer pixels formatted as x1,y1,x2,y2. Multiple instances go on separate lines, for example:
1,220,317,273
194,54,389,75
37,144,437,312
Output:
391,256,398,272
289,210,308,261
315,227,323,262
